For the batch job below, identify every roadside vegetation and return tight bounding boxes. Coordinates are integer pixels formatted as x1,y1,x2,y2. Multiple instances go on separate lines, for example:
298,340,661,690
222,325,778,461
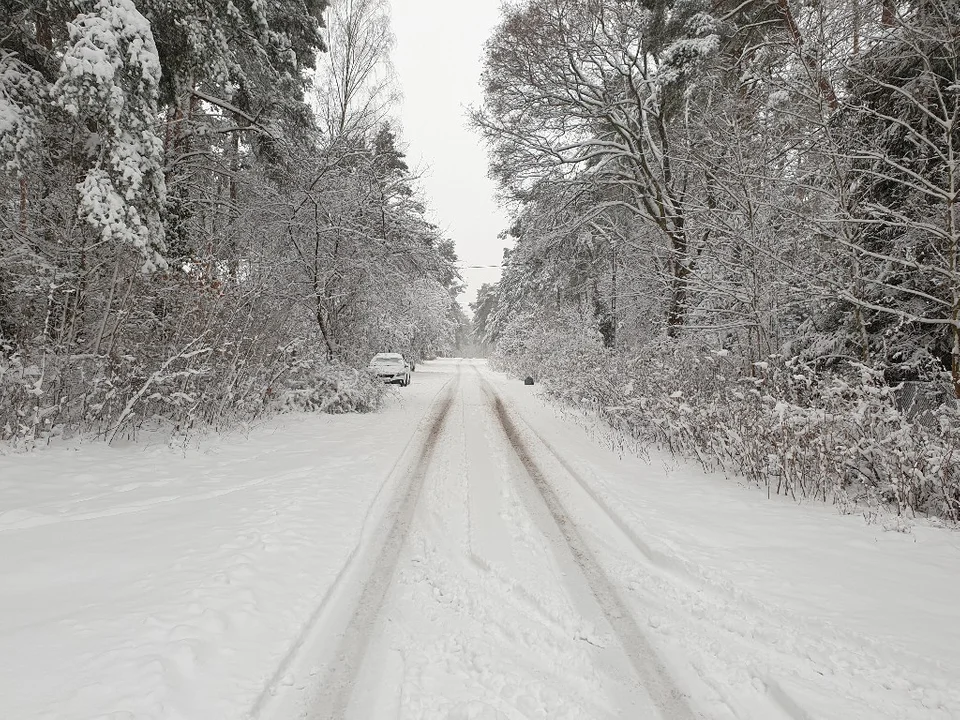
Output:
1,0,462,447
473,0,960,522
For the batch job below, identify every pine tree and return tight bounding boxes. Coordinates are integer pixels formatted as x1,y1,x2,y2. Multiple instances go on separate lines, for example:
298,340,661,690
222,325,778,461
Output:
838,0,960,393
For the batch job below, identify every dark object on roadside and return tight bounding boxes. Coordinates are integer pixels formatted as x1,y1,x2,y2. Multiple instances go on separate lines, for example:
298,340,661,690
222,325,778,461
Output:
524,376,535,386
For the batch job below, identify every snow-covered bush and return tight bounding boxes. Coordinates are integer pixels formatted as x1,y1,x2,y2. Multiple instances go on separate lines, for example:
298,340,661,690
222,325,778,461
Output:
0,286,387,449
498,338,960,522
270,352,386,415
491,310,607,383
0,346,43,449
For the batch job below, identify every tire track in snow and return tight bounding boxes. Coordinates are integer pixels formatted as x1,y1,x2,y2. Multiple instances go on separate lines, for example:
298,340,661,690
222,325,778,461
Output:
345,366,650,718
477,369,813,720
249,368,459,720
308,370,459,718
487,388,697,720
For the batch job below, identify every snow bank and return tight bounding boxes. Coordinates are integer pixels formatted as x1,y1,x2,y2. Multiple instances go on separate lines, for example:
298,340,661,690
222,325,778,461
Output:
0,374,438,720
487,365,960,719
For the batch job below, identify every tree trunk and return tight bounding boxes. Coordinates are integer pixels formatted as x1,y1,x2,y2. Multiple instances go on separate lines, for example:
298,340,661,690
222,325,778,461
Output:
776,0,839,110
666,231,689,337
852,0,861,54
948,132,958,398
610,240,618,349
104,272,136,359
666,277,687,338
881,0,896,27
952,323,960,399
93,258,122,356
18,177,28,235
315,293,335,361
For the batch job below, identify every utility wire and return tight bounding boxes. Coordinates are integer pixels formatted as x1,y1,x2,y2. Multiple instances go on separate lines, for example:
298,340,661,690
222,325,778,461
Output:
455,261,541,269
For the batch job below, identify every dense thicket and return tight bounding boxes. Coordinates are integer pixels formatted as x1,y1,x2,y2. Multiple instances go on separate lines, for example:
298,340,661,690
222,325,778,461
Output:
0,0,461,446
474,0,960,520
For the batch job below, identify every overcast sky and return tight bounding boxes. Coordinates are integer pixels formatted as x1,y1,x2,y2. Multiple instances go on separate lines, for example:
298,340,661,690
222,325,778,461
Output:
389,1,510,310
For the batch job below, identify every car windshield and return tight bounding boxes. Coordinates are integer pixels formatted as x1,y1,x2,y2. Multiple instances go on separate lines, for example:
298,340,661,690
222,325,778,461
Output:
371,356,402,364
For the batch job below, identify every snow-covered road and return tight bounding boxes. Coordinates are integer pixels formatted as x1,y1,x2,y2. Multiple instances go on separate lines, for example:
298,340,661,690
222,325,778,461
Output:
2,360,958,720
283,362,693,720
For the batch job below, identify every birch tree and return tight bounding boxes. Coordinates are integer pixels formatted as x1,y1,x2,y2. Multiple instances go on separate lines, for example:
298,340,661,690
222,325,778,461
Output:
315,0,397,140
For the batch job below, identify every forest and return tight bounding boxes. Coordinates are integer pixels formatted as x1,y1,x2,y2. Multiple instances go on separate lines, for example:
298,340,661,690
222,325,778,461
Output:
0,0,464,445
472,0,960,521
2,0,959,522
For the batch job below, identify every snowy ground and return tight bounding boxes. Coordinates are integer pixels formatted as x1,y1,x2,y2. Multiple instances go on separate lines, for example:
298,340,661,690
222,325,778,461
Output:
1,359,958,720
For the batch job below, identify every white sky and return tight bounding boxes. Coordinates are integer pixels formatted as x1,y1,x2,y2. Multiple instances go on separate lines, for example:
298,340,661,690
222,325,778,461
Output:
388,1,511,310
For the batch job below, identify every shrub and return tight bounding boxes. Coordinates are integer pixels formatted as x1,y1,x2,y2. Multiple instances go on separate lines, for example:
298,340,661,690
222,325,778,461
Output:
498,335,960,522
0,335,387,450
271,354,387,415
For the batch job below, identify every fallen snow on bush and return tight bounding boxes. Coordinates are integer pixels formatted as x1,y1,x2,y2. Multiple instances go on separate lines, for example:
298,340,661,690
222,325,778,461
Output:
493,320,960,522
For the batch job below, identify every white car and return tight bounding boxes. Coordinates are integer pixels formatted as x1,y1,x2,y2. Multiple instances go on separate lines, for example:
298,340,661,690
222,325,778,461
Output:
368,353,411,386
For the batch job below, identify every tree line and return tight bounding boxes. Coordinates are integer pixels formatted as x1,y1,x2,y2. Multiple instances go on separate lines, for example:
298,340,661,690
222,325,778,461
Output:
0,0,463,444
472,0,960,520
